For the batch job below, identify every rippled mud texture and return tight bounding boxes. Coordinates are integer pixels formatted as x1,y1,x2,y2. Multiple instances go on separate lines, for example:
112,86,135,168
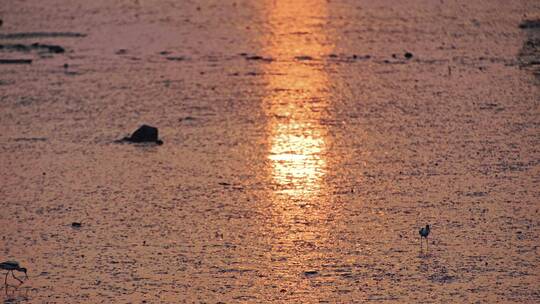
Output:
1,0,539,303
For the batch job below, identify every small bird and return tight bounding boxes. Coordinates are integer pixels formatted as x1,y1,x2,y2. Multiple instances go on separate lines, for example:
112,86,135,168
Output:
419,224,430,252
0,261,28,284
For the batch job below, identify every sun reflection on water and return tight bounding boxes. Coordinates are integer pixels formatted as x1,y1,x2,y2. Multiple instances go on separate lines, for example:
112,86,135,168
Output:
258,1,336,298
263,0,332,199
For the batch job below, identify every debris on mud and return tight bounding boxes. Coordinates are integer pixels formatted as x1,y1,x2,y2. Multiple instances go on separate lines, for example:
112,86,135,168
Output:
295,55,314,61
120,125,163,145
0,59,32,64
0,32,85,39
326,53,371,62
179,116,196,122
166,56,186,61
0,43,65,53
242,54,273,62
518,19,540,77
519,19,540,29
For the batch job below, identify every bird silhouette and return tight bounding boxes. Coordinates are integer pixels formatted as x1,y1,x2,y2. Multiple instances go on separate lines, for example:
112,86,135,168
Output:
0,261,28,284
419,224,430,252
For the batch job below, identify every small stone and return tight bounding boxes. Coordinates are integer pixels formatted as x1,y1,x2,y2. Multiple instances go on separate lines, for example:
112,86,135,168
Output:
404,52,413,59
71,222,82,228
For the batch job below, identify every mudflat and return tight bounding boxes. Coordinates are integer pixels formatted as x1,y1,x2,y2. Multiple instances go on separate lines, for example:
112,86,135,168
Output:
1,1,539,303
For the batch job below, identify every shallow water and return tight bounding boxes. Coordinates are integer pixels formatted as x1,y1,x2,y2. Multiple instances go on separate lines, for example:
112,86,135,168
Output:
1,0,539,303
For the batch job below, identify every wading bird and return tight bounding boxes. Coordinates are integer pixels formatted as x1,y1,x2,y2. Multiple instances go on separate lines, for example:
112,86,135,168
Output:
419,224,430,252
0,261,28,284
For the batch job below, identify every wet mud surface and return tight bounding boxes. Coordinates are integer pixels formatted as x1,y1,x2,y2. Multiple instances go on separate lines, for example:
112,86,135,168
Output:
1,0,539,303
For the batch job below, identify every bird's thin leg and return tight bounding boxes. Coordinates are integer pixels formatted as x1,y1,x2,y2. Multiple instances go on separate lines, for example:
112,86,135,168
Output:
420,236,422,251
5,271,9,285
426,238,429,252
11,272,23,284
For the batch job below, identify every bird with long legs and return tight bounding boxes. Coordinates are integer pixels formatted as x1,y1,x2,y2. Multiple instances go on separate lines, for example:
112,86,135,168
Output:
419,224,430,253
0,261,28,285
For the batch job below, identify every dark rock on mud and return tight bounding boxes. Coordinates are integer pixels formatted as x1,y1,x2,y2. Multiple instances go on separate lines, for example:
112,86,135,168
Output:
404,52,413,59
122,125,163,145
71,222,82,228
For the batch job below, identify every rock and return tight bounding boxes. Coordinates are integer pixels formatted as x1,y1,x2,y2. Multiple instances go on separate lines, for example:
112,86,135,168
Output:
71,222,82,228
123,125,163,145
404,52,414,59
